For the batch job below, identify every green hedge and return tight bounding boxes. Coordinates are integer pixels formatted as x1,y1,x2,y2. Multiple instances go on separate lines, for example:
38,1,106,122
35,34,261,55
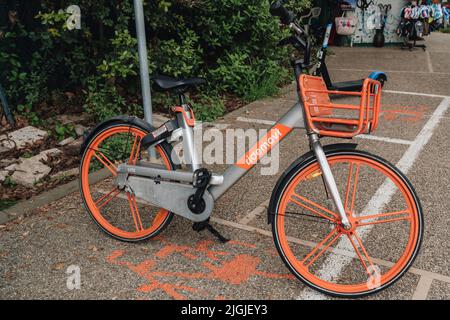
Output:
0,0,309,123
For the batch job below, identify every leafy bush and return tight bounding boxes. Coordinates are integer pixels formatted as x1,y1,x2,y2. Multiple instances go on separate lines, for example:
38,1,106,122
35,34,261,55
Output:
210,53,289,102
0,0,310,123
189,95,225,123
53,122,77,142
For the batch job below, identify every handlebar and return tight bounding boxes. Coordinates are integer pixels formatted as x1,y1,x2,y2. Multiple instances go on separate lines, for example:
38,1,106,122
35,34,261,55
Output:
270,0,296,25
270,1,313,68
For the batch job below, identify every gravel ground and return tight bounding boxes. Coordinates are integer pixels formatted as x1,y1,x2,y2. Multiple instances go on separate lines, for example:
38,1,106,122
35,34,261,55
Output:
1,33,449,300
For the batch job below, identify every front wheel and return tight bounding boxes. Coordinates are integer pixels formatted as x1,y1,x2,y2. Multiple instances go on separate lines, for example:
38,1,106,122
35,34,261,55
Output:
270,149,423,298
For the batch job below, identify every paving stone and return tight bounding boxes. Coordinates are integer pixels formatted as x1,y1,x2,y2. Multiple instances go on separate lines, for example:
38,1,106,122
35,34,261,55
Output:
7,148,62,187
4,163,17,172
74,124,88,137
63,137,83,156
0,170,8,183
55,114,85,125
0,126,48,151
51,167,79,180
38,148,62,159
10,160,51,187
0,158,17,168
57,137,75,146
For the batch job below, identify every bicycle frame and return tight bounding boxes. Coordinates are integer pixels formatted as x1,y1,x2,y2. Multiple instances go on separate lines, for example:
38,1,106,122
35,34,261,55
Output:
209,99,350,228
116,80,351,228
208,103,301,199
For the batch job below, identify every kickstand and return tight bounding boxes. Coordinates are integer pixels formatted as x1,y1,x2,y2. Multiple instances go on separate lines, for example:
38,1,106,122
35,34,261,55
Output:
192,219,230,243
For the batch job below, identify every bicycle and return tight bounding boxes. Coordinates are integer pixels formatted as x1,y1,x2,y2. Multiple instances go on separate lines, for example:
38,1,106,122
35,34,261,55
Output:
79,0,423,298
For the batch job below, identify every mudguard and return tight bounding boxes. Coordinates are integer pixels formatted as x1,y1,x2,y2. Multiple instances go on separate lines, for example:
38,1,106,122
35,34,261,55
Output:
368,71,387,82
267,143,358,224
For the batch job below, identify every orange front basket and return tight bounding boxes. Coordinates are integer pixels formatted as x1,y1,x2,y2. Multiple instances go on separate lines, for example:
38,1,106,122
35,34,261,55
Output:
299,75,382,138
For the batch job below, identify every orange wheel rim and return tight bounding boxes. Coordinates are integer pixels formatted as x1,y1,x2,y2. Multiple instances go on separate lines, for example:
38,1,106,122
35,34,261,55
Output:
276,155,420,294
81,126,172,240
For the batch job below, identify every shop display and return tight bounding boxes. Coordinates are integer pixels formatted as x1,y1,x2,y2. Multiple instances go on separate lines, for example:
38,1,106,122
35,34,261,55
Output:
397,1,450,50
324,0,449,46
335,11,359,35
374,4,392,47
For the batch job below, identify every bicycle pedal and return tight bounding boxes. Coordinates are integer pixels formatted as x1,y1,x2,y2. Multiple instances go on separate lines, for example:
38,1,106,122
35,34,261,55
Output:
192,220,230,244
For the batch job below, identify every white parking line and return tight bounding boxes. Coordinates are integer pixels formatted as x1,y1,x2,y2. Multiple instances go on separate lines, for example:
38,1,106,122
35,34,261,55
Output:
329,68,450,75
296,97,450,300
236,117,277,126
412,276,434,300
356,134,413,146
236,117,415,145
238,199,270,225
383,90,449,99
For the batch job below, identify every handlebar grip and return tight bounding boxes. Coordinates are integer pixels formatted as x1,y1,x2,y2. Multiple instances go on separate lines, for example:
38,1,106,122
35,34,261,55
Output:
270,1,295,25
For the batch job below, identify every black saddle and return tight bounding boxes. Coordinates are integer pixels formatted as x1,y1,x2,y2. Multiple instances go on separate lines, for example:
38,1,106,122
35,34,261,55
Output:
152,75,206,94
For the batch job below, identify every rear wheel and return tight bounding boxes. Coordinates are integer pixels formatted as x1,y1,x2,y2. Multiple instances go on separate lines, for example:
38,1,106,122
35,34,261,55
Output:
270,149,423,297
80,122,175,242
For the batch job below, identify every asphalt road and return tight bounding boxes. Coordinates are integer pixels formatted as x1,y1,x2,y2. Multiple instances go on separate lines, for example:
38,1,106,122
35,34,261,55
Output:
1,33,449,300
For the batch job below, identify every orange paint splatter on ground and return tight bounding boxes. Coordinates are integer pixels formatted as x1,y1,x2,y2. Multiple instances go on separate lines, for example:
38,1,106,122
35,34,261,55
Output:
155,240,228,261
381,105,428,123
265,248,280,257
107,250,127,265
203,254,261,285
228,240,257,249
106,239,293,300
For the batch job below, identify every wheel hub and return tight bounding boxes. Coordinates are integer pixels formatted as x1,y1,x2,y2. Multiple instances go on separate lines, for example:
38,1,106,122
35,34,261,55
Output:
338,215,356,234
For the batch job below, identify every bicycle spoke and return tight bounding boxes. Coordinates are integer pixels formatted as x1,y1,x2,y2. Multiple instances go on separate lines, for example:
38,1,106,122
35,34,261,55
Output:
95,187,121,210
356,210,411,227
344,162,360,214
127,194,144,232
277,211,335,224
290,193,339,222
347,231,376,276
128,135,141,165
93,150,117,176
302,227,341,268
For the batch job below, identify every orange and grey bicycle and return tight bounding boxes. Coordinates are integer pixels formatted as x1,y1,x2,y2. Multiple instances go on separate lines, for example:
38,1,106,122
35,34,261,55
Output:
79,1,423,298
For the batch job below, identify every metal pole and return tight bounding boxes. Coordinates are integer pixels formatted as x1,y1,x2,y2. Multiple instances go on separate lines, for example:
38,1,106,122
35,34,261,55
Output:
133,0,155,157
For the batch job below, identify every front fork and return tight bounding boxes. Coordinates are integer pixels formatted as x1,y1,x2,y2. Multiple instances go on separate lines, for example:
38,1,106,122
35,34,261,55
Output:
309,134,352,229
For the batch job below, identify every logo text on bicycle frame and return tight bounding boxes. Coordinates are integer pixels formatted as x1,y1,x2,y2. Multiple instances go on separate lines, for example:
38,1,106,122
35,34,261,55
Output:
237,124,291,170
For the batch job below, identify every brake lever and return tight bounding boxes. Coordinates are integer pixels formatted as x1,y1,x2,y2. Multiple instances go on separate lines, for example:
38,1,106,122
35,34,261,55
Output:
289,22,304,36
